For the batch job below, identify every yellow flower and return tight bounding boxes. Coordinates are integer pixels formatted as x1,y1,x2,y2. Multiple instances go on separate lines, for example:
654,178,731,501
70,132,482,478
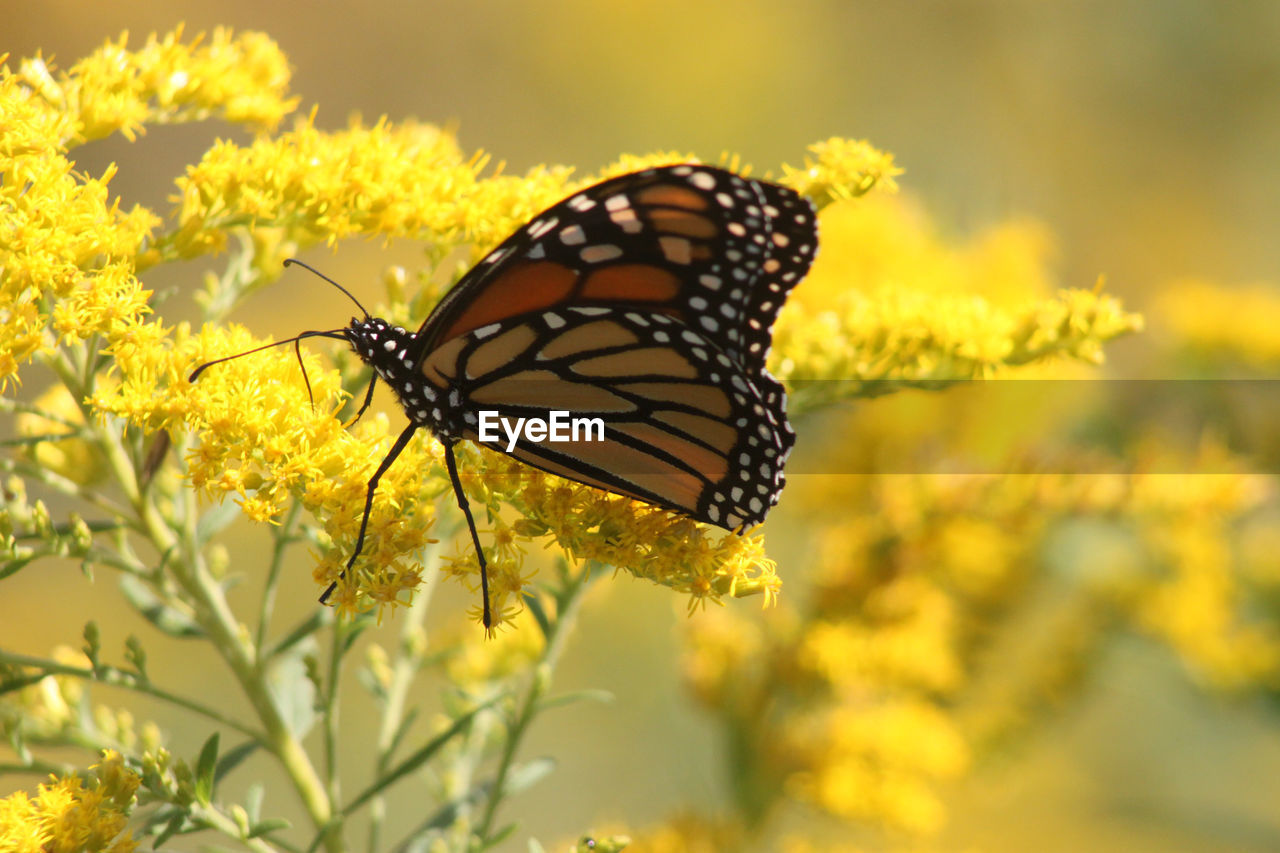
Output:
771,193,1143,413
618,813,737,853
781,137,903,206
1,25,293,390
443,615,546,685
1156,277,1280,366
787,701,968,836
40,25,296,145
0,750,140,853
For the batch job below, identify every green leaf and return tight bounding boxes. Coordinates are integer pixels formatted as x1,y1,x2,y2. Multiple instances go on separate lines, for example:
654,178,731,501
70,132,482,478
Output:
195,500,242,547
268,654,317,739
81,621,101,669
536,689,614,713
487,822,519,850
245,783,264,823
153,811,187,848
384,707,420,763
502,757,555,797
0,553,37,581
119,575,205,638
340,612,376,656
524,592,551,639
342,696,502,818
0,671,49,696
124,635,148,682
214,739,260,784
248,817,292,838
265,609,330,660
194,732,220,806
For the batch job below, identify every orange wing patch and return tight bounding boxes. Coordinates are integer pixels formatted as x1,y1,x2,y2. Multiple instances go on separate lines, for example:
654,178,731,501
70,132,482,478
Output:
573,347,699,379
648,207,717,239
466,324,538,379
614,381,733,418
508,439,706,511
652,409,739,454
580,265,680,301
540,320,640,360
608,422,729,484
636,184,710,211
440,262,578,342
471,370,638,413
421,336,466,386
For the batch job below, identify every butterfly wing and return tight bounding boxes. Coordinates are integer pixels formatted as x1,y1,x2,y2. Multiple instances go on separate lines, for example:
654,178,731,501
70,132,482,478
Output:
413,165,817,368
419,308,793,529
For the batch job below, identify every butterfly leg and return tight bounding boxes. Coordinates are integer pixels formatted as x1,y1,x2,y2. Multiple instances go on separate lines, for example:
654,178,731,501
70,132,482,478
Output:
319,423,419,605
342,374,378,429
442,440,491,629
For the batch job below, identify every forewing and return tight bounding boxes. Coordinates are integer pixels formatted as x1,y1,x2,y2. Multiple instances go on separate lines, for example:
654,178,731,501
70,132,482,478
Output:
413,165,817,372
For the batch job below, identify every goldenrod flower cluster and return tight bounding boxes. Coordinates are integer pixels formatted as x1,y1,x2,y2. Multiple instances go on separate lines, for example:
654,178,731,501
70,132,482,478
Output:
681,460,1276,839
0,750,140,852
0,27,295,391
1156,277,1280,367
658,189,1280,844
773,194,1143,412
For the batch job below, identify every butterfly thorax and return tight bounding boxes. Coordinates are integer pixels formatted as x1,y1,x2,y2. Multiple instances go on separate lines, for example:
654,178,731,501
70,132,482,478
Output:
345,317,464,440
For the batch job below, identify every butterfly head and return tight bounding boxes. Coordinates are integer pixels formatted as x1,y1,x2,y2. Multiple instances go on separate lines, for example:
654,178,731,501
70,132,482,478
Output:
344,317,417,380
344,316,463,438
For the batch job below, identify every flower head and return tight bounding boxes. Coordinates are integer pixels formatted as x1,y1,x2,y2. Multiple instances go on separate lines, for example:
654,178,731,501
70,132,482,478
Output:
0,750,140,853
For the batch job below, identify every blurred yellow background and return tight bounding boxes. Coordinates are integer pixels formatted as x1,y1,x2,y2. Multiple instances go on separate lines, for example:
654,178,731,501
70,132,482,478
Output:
5,3,1280,851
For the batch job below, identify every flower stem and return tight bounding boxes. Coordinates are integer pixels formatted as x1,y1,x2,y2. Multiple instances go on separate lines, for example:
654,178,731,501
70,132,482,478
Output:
45,343,340,850
473,562,592,848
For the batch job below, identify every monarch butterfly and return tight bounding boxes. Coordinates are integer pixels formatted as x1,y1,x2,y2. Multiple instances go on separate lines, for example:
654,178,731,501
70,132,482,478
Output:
192,165,817,628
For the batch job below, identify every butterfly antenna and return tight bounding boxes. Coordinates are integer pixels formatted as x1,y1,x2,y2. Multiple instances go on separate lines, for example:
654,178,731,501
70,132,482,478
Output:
283,258,371,318
189,330,347,382
293,337,319,412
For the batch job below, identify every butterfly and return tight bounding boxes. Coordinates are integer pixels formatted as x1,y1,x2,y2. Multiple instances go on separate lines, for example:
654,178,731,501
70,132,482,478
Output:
192,165,817,628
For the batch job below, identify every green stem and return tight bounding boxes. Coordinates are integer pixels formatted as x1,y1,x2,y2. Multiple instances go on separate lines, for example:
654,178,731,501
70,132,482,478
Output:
0,651,261,739
0,395,85,428
256,501,303,652
368,543,440,853
473,563,592,848
0,759,76,777
45,346,339,850
190,801,283,853
323,617,344,809
1,455,136,521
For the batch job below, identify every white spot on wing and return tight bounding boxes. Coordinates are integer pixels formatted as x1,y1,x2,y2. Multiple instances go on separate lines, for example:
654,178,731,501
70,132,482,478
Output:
581,244,623,263
689,171,716,191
